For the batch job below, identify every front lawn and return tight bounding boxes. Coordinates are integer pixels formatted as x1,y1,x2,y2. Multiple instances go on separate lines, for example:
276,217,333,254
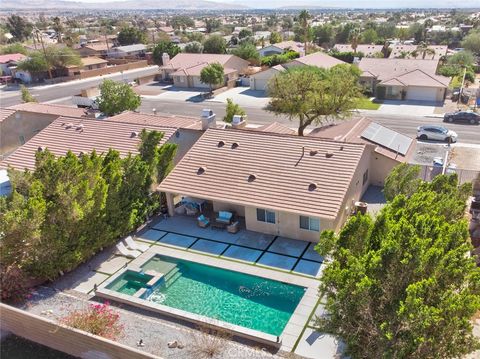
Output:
356,97,381,110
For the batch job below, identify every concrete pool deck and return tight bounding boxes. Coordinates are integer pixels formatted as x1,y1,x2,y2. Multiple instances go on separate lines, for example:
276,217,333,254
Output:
96,245,320,351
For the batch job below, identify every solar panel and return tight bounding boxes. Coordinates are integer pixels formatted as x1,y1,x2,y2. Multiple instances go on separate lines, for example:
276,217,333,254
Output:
361,122,412,156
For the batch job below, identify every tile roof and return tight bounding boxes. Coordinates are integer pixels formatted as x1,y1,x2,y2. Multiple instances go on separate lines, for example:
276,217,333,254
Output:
389,44,447,60
171,64,236,77
83,43,110,51
309,117,415,161
108,111,203,130
265,41,304,52
162,53,241,70
253,122,296,135
113,44,147,53
0,108,16,123
358,58,448,87
7,103,88,118
0,53,26,64
81,57,108,66
159,128,369,220
287,51,345,69
333,44,384,56
0,117,176,171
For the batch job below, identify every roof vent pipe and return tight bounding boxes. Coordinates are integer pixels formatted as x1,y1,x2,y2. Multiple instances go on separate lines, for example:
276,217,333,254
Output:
308,183,317,191
231,142,239,149
247,174,257,182
217,140,225,147
326,151,334,158
131,131,139,138
310,150,318,156
197,166,207,175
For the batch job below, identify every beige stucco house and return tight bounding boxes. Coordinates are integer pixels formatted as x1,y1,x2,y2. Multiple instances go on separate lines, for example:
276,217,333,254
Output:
160,53,249,89
159,128,373,242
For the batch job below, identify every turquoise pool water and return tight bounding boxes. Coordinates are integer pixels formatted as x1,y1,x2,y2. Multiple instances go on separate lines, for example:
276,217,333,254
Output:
140,255,306,336
107,270,153,296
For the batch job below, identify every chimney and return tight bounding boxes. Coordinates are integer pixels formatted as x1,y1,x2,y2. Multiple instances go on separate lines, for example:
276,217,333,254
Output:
200,109,216,130
231,114,247,129
162,53,170,66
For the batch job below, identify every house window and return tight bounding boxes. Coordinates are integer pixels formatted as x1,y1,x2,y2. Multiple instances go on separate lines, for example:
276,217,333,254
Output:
300,216,320,232
362,169,369,185
256,208,275,224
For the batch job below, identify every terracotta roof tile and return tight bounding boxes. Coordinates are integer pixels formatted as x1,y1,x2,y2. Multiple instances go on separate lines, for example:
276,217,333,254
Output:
7,103,88,118
109,111,203,130
253,122,296,135
287,52,345,69
0,108,16,123
1,117,176,171
159,128,368,219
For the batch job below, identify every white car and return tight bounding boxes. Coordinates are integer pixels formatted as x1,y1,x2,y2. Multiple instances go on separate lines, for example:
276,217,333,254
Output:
417,125,458,143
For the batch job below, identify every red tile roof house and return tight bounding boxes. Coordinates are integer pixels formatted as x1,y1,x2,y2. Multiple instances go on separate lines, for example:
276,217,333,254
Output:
0,109,216,170
158,128,374,241
1,103,90,157
249,52,345,92
160,53,249,89
333,44,384,57
309,117,416,186
389,44,448,60
0,53,26,76
358,58,450,102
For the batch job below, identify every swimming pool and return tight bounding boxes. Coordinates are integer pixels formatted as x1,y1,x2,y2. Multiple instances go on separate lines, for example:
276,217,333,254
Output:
108,255,306,336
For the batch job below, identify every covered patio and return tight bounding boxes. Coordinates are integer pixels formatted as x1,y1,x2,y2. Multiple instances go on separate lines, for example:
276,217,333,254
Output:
136,215,324,278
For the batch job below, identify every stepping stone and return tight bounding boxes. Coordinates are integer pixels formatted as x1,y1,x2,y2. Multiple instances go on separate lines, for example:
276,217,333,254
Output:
222,245,263,262
301,242,324,262
257,252,297,271
268,236,309,257
137,230,166,243
293,260,323,277
190,239,229,255
159,233,197,248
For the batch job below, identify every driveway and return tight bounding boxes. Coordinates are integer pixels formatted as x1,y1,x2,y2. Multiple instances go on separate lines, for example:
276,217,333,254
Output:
377,100,440,116
206,87,270,108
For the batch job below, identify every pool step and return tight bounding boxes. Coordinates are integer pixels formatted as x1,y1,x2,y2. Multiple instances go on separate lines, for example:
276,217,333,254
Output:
163,270,182,288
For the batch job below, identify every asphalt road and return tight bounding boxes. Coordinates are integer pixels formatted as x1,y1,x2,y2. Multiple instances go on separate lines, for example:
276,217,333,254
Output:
138,98,480,145
0,66,160,107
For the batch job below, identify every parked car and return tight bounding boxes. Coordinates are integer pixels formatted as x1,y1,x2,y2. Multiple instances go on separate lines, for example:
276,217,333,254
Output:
443,111,480,125
417,125,458,142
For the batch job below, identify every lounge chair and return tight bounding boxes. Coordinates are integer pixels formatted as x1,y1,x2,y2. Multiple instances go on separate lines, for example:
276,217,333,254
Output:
216,211,233,224
124,236,150,252
197,214,210,228
116,242,141,259
227,221,239,234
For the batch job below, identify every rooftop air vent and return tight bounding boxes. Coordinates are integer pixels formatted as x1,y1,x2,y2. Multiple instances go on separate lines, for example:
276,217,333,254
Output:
231,142,239,149
247,174,257,182
130,131,139,138
37,146,45,152
217,140,225,148
76,124,84,131
197,166,207,175
325,151,334,158
308,183,317,191
309,150,318,156
339,146,344,151
65,123,73,129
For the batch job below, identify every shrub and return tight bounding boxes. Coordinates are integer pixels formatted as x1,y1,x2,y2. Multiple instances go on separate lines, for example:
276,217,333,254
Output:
20,85,37,103
223,98,246,123
329,50,365,63
61,302,124,340
261,50,299,67
189,326,232,359
0,265,29,303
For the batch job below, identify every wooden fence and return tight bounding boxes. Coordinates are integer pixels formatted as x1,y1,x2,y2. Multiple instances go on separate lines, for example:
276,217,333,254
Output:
0,303,162,359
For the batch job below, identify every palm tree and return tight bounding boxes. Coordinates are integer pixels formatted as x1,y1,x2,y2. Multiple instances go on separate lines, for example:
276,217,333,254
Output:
298,10,310,55
52,17,64,43
349,28,361,54
412,41,435,59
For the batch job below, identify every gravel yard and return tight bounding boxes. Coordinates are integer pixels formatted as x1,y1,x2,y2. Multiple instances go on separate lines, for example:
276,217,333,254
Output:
19,286,286,359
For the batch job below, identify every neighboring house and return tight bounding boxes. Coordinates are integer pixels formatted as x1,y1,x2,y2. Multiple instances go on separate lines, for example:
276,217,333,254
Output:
158,26,175,35
0,53,26,76
389,44,448,60
0,116,188,171
67,57,108,76
161,53,249,89
252,122,296,135
333,44,384,57
107,44,147,58
2,103,89,157
309,117,415,186
77,43,110,58
159,128,373,241
250,52,345,92
108,110,216,163
358,58,449,102
258,41,305,57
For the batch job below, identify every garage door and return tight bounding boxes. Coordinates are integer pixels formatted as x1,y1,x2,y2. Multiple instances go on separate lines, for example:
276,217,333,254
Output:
406,86,438,102
250,78,269,91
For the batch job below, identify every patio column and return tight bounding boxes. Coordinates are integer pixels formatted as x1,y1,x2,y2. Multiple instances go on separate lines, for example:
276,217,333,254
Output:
166,192,175,217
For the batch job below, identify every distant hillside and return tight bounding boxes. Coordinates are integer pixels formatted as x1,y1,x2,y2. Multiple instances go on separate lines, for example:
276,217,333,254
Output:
1,0,248,10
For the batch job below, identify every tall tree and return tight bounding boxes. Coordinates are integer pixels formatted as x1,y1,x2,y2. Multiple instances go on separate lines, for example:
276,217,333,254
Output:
203,35,227,54
349,28,361,54
383,163,421,201
152,41,180,65
51,17,64,43
412,41,436,59
117,26,147,46
184,41,203,53
231,43,259,62
462,30,480,56
315,173,480,359
6,15,32,42
298,10,311,54
269,32,282,44
267,65,362,136
97,79,141,116
200,63,224,93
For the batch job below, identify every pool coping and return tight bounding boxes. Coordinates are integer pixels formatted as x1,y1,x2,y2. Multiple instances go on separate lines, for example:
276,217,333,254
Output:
95,246,319,351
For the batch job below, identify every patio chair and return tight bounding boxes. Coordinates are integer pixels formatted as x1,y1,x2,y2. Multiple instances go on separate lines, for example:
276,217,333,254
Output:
216,211,233,224
197,214,210,228
227,221,239,234
185,204,199,216
124,236,149,252
116,242,141,259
